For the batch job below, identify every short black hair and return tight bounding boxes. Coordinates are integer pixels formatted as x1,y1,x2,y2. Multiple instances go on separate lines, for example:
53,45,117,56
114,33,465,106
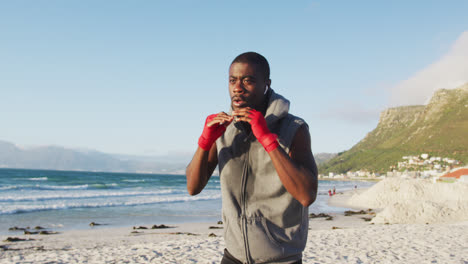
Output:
231,52,270,81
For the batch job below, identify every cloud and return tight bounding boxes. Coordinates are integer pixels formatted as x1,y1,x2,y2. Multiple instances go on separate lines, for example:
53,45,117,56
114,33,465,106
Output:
388,30,468,107
321,102,381,124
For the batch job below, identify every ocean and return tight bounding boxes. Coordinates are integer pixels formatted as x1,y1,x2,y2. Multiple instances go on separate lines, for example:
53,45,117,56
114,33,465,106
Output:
0,168,375,235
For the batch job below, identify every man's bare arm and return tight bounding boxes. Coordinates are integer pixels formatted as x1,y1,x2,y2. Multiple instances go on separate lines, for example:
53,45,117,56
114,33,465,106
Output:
186,144,218,195
232,108,318,206
186,112,233,195
268,125,318,207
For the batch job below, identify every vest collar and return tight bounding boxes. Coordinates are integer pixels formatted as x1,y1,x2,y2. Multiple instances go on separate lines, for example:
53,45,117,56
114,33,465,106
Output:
264,89,290,127
228,89,290,133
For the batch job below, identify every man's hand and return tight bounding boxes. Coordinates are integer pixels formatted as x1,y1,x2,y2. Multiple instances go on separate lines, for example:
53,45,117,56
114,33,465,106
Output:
232,108,279,152
198,112,234,151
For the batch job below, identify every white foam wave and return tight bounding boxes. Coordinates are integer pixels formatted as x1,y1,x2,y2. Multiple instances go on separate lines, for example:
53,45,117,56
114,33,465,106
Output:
0,189,175,202
0,184,90,191
28,177,48,181
0,193,222,215
37,184,89,190
0,186,21,190
122,179,146,183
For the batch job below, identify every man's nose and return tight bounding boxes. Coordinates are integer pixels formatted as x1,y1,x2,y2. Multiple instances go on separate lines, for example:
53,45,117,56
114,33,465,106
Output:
232,81,245,94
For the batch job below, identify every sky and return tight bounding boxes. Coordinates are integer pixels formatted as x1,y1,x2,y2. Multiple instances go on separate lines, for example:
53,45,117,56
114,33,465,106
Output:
1,0,467,157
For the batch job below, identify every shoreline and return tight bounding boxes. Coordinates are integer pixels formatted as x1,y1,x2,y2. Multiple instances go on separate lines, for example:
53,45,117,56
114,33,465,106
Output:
2,210,467,263
327,187,371,210
1,189,364,237
319,178,381,182
0,180,373,237
2,184,467,263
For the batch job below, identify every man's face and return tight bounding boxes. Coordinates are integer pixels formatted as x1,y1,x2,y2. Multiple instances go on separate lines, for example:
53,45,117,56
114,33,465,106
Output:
229,62,270,111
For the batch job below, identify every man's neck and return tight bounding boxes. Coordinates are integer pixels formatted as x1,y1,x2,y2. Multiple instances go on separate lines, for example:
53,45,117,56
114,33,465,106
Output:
236,91,271,135
258,89,272,115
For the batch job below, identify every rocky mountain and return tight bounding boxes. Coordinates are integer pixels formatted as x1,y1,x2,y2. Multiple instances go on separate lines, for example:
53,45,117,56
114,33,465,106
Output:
314,153,337,165
0,141,188,174
320,83,468,174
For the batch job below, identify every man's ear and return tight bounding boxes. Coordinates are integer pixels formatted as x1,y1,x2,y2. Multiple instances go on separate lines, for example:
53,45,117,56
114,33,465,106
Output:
264,79,271,94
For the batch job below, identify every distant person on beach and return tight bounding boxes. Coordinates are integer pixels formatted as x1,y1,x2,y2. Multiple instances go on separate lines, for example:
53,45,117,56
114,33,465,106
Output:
333,187,336,195
186,52,318,264
328,189,332,196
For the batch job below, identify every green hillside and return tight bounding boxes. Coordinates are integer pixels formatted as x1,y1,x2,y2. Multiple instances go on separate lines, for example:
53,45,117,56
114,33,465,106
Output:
319,83,468,174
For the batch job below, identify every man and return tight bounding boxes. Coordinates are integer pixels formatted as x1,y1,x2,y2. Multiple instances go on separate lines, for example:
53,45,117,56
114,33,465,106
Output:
186,52,318,264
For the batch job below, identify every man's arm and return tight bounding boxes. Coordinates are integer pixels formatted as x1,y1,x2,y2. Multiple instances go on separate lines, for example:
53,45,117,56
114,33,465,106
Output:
186,144,219,195
186,112,233,195
233,108,318,207
268,125,318,207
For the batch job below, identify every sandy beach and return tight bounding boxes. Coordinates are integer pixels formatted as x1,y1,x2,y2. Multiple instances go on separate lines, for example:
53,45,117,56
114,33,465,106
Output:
1,179,468,263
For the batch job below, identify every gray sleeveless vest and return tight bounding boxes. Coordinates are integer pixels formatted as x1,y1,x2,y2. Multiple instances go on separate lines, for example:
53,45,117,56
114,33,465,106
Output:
216,90,309,264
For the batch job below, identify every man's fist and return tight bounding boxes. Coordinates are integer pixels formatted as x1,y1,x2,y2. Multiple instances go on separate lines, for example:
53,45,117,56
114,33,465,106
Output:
232,108,279,153
198,112,233,151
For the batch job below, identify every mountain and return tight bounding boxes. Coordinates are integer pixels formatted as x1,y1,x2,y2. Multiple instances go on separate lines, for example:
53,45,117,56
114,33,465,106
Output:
0,141,188,174
314,153,337,165
319,83,468,174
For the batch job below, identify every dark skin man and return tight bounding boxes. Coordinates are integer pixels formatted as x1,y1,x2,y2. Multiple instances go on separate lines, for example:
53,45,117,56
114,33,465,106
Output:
186,61,318,207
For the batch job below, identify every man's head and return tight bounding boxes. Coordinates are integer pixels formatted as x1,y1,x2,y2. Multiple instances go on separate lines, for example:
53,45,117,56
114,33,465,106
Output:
229,52,271,111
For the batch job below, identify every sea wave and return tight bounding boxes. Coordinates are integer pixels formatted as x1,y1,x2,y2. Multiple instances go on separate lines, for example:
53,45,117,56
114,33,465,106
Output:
122,179,146,183
1,183,129,191
27,177,48,181
0,186,22,191
0,193,222,215
38,184,90,190
87,183,119,189
0,184,90,191
0,189,175,202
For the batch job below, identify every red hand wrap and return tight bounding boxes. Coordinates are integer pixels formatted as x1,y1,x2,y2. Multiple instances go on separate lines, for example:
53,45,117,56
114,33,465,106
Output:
198,114,226,151
248,109,279,153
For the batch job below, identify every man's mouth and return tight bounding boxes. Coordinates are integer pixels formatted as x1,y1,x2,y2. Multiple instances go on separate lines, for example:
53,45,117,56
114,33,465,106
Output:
232,97,246,107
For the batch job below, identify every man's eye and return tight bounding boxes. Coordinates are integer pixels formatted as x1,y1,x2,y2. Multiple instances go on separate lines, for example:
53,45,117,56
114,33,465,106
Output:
243,79,253,84
229,79,236,84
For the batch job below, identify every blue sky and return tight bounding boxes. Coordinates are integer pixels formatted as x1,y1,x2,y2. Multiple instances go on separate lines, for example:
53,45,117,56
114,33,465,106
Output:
1,1,467,157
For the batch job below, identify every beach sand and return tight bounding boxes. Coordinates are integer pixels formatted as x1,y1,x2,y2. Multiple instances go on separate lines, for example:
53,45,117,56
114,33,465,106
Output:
2,181,468,263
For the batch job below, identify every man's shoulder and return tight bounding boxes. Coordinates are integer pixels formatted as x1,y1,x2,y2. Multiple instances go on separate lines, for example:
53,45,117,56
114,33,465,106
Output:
281,113,308,129
276,114,308,152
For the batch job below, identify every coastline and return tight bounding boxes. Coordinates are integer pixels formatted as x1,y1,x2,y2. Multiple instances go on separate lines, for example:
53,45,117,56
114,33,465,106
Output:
2,185,468,263
319,177,381,182
327,187,370,210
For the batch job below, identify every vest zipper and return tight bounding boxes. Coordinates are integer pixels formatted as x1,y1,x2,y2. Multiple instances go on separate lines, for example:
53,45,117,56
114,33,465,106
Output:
240,149,251,264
